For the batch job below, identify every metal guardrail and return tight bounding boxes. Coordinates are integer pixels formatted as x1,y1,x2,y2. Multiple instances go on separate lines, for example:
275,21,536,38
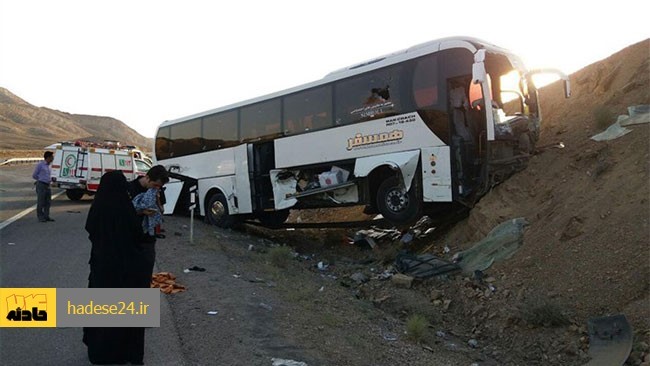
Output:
0,158,42,166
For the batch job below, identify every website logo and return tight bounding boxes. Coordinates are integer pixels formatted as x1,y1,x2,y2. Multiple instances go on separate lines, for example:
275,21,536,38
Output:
0,288,57,327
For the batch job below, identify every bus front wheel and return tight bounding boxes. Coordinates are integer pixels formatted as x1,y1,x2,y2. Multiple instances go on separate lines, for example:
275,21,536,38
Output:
376,176,421,225
206,193,239,228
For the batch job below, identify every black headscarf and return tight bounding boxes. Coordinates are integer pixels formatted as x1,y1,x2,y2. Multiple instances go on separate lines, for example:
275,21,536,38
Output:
85,171,141,285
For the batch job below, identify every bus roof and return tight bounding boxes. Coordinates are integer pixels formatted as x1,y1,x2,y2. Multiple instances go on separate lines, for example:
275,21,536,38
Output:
159,36,523,128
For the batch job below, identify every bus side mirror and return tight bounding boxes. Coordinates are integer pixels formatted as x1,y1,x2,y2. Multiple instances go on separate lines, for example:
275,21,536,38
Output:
472,49,487,83
472,63,486,83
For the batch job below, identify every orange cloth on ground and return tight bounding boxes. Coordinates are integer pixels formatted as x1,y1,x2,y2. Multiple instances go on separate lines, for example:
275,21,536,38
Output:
151,272,186,294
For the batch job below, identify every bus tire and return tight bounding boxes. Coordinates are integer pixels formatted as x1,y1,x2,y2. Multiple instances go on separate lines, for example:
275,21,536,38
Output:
206,192,238,228
376,176,421,225
257,210,290,228
66,189,84,201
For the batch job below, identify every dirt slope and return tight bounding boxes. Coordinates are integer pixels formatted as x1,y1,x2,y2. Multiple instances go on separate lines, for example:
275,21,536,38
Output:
444,38,649,318
433,38,650,361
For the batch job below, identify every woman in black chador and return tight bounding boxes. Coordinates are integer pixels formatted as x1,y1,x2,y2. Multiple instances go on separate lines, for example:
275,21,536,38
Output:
83,171,153,365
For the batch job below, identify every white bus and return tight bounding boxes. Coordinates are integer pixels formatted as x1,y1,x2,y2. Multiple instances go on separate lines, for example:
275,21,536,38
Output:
156,36,570,228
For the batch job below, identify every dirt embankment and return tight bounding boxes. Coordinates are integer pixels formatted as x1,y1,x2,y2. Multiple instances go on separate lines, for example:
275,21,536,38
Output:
443,38,650,325
424,39,650,365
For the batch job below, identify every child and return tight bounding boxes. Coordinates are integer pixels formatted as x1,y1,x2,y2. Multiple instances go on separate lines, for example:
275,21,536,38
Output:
132,188,163,239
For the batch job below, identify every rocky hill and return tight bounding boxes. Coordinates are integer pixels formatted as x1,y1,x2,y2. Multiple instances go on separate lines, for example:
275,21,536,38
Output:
0,87,152,151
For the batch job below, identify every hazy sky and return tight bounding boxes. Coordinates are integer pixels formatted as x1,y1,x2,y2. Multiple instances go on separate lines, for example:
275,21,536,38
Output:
1,0,648,138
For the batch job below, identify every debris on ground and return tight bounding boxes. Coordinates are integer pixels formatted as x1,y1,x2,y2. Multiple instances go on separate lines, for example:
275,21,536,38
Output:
351,227,400,244
151,272,186,294
381,329,398,341
591,105,649,141
350,272,369,284
453,218,528,274
590,121,632,141
587,314,633,366
391,273,414,288
350,216,437,248
183,265,206,273
271,358,308,366
395,251,460,278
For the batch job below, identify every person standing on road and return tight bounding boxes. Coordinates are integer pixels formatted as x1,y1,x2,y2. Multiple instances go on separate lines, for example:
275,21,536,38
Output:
32,151,54,222
83,170,151,365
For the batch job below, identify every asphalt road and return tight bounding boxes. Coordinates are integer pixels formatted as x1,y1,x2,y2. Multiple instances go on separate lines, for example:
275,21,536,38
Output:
0,164,187,365
0,165,57,223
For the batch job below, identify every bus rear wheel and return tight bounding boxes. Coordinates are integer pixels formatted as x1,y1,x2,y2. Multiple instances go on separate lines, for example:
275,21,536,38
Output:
66,189,84,201
206,193,239,228
257,210,290,228
376,176,421,225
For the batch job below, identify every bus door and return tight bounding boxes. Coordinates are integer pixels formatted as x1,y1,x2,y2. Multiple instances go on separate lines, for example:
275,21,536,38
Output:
248,142,276,211
447,76,480,197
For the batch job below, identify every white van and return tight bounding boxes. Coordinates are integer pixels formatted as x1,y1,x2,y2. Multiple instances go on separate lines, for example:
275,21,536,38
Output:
48,142,152,200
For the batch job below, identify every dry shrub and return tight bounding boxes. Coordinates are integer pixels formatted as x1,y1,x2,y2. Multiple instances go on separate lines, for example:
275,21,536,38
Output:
406,314,428,342
520,299,570,327
268,246,293,268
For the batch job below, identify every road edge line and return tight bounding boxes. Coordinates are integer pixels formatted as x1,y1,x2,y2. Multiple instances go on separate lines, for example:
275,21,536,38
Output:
0,191,65,231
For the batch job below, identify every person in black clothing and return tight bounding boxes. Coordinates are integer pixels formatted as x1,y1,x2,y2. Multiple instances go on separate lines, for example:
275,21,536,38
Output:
83,170,151,365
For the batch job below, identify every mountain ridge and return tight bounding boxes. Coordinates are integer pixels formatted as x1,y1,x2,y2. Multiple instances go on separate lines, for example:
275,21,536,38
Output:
0,87,153,151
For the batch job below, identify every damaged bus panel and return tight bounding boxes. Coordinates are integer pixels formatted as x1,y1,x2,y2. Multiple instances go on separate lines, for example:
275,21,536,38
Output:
155,36,570,227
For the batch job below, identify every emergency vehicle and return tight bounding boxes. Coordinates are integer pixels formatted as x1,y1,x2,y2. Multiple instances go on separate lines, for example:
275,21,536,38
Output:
48,142,152,200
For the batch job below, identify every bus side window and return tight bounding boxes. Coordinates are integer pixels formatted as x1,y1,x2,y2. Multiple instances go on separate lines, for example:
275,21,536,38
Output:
241,99,281,142
284,118,297,134
155,127,171,159
312,112,329,131
265,122,282,137
170,118,201,157
413,54,439,108
336,75,399,124
283,85,332,134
